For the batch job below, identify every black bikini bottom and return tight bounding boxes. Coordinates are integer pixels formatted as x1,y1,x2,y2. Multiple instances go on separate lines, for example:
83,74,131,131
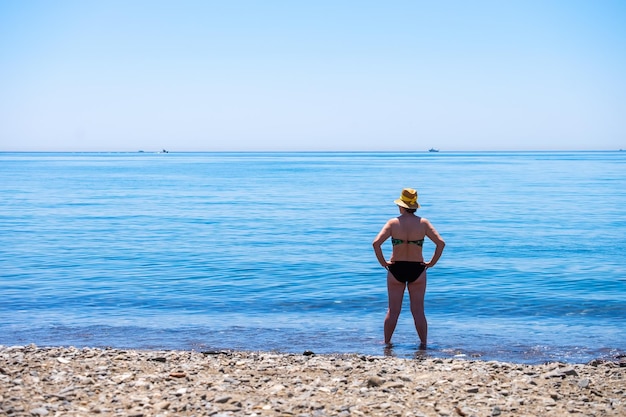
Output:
388,261,426,283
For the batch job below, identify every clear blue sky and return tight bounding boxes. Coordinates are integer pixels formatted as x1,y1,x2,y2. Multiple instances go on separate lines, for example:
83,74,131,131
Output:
1,0,625,151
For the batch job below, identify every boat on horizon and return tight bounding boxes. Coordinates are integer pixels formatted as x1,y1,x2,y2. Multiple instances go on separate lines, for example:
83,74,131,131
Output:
428,148,439,153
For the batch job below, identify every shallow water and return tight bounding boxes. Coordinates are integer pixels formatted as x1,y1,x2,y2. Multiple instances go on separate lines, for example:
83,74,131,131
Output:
1,151,625,363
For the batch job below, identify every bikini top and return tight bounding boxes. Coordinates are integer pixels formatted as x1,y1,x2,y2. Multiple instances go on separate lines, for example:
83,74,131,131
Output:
391,237,424,247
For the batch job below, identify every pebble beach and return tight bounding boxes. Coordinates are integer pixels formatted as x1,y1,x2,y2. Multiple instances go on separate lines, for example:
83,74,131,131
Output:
1,345,624,417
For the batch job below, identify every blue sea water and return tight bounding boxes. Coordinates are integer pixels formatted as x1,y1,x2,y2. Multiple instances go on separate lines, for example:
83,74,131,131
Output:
1,151,624,364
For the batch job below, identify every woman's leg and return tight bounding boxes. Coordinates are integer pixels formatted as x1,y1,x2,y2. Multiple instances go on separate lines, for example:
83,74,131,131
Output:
408,271,428,347
384,272,406,344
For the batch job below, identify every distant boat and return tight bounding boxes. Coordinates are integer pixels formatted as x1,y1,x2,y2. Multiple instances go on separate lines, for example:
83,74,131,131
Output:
428,148,439,153
159,149,169,154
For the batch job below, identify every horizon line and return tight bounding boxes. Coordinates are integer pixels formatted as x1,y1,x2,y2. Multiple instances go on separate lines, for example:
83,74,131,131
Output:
1,149,624,153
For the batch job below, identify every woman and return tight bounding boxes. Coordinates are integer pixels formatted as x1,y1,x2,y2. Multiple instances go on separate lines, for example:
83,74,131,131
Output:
372,188,445,348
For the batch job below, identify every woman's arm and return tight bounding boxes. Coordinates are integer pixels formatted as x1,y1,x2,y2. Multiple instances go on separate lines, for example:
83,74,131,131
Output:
424,219,445,268
372,221,392,268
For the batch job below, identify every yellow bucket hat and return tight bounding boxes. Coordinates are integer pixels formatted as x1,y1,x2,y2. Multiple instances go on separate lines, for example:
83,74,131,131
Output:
394,188,420,209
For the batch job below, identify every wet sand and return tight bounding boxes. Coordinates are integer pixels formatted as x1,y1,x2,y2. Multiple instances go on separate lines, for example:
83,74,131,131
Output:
1,344,624,416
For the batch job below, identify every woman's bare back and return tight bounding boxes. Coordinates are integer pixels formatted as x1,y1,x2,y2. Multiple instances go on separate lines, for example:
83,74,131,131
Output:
389,214,427,262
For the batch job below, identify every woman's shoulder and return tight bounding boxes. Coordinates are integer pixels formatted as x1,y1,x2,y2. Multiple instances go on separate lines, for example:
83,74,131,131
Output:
419,217,437,230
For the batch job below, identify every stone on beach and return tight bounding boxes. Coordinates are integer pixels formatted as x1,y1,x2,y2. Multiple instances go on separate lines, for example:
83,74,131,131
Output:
0,344,624,416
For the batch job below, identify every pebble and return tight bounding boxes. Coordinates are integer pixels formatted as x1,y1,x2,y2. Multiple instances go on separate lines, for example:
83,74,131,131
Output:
0,345,624,416
30,407,49,416
366,376,384,387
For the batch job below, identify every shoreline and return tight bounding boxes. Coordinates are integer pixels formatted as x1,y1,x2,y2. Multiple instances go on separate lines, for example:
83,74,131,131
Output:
1,345,624,416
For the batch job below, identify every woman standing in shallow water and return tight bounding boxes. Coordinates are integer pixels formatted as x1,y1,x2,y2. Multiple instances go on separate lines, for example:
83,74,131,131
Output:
372,188,445,348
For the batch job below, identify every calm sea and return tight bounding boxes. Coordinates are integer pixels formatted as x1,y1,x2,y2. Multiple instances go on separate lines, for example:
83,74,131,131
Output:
1,151,624,364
